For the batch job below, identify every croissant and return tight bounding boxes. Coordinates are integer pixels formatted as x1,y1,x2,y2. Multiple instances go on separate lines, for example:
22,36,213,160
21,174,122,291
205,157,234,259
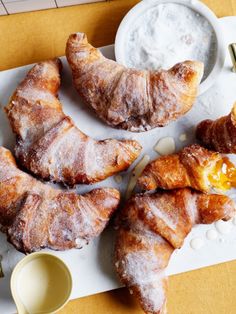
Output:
115,188,235,314
66,33,204,132
0,147,120,253
138,144,236,192
196,103,236,153
5,59,141,186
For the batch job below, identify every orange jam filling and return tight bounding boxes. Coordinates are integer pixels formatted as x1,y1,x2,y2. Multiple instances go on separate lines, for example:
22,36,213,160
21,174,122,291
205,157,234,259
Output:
208,157,236,190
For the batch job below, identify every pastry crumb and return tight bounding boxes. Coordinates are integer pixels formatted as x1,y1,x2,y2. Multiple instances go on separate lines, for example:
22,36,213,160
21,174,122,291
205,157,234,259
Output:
114,175,123,184
179,133,187,142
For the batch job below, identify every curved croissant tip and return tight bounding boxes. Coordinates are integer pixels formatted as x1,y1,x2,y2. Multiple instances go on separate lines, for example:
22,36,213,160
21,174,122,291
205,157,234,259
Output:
68,32,87,44
183,60,204,76
126,139,142,153
187,60,204,82
181,60,204,69
33,58,62,74
170,60,204,85
0,147,17,166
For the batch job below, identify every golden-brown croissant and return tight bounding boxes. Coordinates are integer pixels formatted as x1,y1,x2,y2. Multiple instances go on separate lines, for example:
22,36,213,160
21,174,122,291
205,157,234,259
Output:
138,144,236,192
115,188,235,314
66,33,204,132
0,147,120,253
196,103,236,153
5,59,141,186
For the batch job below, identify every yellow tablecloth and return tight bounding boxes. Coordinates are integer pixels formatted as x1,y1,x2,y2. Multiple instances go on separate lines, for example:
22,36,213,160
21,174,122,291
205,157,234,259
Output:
0,1,236,313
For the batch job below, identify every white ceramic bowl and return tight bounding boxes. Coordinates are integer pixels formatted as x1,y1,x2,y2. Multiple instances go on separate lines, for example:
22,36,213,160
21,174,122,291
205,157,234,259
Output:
115,0,226,95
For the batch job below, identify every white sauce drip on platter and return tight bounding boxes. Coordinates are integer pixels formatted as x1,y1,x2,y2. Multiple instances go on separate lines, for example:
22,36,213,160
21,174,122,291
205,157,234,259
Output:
190,237,204,250
154,137,175,155
206,229,218,240
125,3,217,81
215,220,232,235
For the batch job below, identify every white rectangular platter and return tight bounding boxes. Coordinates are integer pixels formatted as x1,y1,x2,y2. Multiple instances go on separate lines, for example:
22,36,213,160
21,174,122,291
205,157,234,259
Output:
0,16,236,314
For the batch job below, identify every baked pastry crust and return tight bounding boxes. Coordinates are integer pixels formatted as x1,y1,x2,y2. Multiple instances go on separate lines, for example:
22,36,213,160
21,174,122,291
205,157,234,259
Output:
0,147,120,253
115,188,235,314
138,144,233,192
196,103,236,153
5,59,141,186
66,33,204,132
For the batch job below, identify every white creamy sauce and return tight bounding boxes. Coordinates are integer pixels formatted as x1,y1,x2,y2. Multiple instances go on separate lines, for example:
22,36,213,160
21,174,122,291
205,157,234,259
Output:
125,3,217,80
16,258,70,313
206,229,218,240
215,220,232,235
154,137,175,155
190,237,204,250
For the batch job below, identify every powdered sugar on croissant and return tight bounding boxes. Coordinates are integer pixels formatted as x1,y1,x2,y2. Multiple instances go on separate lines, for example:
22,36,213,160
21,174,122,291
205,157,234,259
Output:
115,189,235,314
66,33,204,132
0,147,120,253
5,59,142,186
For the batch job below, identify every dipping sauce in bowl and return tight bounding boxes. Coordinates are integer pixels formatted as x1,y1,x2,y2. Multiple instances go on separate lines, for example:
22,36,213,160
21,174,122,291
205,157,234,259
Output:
115,0,225,95
11,253,72,314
